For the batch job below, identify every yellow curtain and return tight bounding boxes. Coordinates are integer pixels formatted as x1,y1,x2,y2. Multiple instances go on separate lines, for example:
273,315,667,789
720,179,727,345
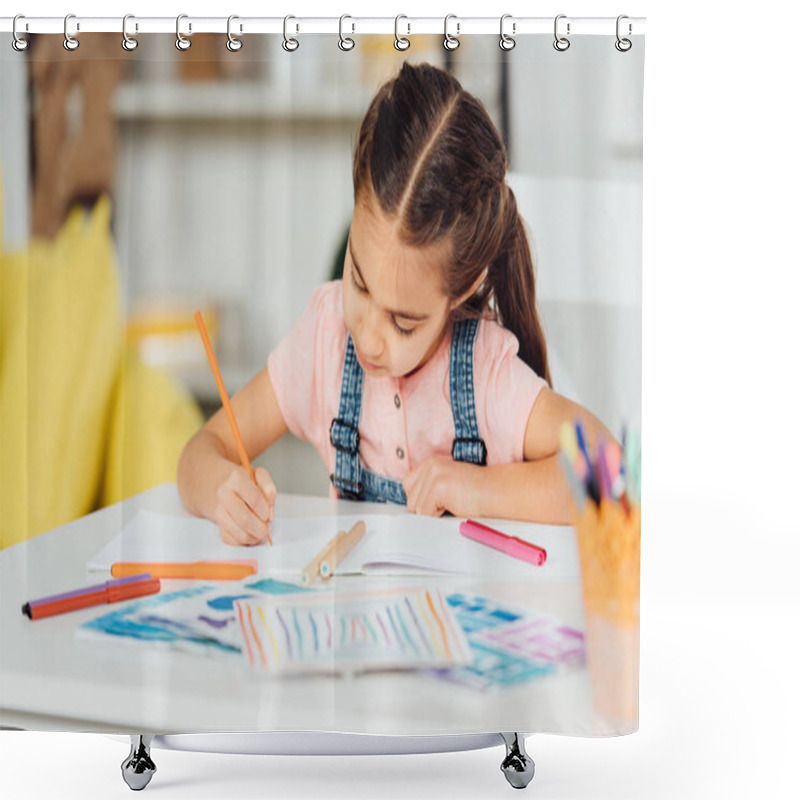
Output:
1,183,202,550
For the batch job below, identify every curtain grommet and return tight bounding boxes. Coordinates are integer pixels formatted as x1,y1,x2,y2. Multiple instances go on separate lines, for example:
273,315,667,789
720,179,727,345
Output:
283,15,299,52
615,15,633,51
554,14,571,51
227,15,243,52
63,13,80,51
122,14,139,51
175,14,192,51
499,14,515,51
444,14,460,51
394,15,411,51
338,14,355,51
12,14,30,52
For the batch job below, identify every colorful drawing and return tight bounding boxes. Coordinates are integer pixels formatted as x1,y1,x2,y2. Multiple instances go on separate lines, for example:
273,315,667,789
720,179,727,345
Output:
77,583,584,691
431,593,586,689
235,587,472,675
77,577,313,657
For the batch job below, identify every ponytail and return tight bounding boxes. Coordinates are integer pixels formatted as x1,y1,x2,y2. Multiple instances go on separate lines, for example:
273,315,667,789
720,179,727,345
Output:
488,189,551,386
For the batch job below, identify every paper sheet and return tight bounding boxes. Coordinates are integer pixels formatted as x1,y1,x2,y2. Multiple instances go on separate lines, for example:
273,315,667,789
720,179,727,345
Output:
76,581,584,689
429,593,586,690
86,509,580,580
235,587,472,676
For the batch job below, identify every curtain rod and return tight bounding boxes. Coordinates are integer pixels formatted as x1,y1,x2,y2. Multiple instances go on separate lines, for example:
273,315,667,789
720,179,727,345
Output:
1,16,646,37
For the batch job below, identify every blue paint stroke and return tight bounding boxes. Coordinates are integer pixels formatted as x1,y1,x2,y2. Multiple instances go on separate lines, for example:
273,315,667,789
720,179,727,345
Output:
244,578,313,595
207,594,255,611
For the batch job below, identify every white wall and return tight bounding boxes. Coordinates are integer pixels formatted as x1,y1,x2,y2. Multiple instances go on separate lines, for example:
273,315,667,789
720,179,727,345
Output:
509,34,644,432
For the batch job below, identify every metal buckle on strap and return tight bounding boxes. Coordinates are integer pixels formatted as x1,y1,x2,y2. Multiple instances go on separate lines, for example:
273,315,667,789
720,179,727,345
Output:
329,417,360,456
329,473,364,500
451,436,488,466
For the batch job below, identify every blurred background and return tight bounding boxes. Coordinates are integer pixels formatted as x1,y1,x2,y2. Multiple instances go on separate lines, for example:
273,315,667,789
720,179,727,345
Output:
0,31,642,545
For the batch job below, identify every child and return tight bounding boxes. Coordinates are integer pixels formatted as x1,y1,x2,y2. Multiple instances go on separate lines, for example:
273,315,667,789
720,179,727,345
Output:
177,62,616,547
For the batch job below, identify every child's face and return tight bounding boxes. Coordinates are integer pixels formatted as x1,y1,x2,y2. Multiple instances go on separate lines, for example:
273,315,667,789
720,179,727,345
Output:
342,202,453,379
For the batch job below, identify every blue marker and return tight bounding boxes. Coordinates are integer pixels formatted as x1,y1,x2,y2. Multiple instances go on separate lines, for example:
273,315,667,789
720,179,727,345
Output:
574,420,599,504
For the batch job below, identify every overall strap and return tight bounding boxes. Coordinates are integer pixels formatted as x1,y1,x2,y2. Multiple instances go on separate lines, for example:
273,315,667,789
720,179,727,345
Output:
361,468,408,505
449,317,488,466
329,333,365,499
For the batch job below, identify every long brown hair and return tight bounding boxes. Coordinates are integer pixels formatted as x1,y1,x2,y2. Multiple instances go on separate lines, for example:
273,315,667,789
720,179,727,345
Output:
351,61,551,386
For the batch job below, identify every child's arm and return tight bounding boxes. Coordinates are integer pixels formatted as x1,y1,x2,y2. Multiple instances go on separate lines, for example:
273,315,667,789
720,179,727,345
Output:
177,364,288,545
403,388,615,524
478,387,616,522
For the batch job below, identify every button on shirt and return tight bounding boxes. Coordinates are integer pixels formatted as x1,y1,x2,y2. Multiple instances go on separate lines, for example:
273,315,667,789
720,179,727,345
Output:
267,281,547,497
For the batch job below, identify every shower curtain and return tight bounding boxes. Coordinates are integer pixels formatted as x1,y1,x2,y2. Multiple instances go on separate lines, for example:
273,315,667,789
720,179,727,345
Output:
0,19,644,742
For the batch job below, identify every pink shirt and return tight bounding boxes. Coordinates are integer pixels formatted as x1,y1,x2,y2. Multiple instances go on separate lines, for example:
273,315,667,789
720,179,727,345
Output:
267,281,547,497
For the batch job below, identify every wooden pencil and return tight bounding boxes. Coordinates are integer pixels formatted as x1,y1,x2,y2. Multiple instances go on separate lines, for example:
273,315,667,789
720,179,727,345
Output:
194,310,273,546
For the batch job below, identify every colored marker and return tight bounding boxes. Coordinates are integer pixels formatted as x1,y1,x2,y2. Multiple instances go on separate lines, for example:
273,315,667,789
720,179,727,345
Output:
574,420,600,504
620,425,628,484
604,440,625,499
559,421,580,465
596,439,613,500
619,490,632,517
460,519,547,567
625,428,641,503
22,574,160,620
558,451,587,512
111,560,258,580
571,448,590,483
602,438,631,514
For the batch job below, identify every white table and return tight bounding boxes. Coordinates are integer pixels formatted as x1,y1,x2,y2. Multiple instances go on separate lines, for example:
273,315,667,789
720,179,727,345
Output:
0,484,605,736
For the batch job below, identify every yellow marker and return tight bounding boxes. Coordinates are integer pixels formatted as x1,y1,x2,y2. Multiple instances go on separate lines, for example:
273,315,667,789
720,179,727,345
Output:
559,420,579,463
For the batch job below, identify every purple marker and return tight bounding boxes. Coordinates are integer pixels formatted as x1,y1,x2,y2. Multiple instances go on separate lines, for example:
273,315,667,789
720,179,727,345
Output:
596,440,613,501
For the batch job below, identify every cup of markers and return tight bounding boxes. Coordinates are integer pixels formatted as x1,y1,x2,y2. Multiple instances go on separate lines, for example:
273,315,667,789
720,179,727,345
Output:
559,421,641,730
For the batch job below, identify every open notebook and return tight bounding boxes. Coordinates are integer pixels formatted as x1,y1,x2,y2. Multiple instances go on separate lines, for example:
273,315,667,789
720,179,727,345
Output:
87,509,580,580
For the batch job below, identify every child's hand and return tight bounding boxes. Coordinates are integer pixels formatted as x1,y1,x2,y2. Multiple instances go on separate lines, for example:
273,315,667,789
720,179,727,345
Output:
402,458,482,518
215,465,276,546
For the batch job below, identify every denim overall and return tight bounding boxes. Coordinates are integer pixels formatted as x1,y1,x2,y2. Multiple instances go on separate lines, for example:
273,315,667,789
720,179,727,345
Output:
329,317,488,504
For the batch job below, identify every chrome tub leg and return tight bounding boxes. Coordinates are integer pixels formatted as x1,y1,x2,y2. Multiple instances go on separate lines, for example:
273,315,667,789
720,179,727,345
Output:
121,734,156,791
500,732,535,789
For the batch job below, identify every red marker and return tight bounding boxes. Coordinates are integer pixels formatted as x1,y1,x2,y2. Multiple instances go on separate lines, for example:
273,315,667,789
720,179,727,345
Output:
460,519,547,567
21,574,161,620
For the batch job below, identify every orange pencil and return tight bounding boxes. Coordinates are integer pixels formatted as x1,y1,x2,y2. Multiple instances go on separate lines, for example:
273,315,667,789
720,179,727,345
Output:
194,310,273,546
112,560,258,581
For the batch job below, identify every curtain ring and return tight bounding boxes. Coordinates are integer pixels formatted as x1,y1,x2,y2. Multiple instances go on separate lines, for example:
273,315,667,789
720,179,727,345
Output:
64,13,80,51
615,15,632,52
175,14,191,51
499,14,515,51
338,14,355,51
554,14,570,51
283,15,299,52
443,14,460,51
12,15,29,52
394,15,410,51
227,15,243,52
122,14,139,51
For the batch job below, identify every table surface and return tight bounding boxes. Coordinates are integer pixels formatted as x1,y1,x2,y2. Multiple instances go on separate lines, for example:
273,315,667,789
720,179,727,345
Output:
0,484,605,736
